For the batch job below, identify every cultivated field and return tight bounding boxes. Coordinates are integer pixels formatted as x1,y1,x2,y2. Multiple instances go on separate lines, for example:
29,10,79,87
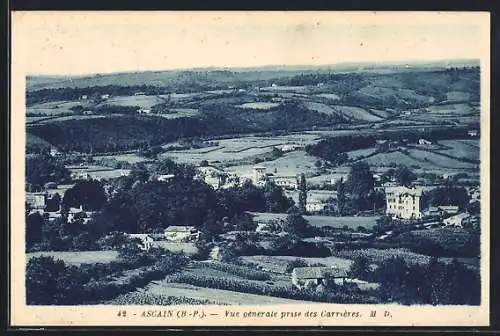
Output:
227,151,321,177
93,153,147,164
426,103,477,115
240,255,353,274
358,149,477,171
161,135,319,167
332,248,432,266
333,105,382,122
98,95,165,109
407,149,478,169
26,251,119,265
238,102,280,110
69,166,130,180
150,242,198,256
437,140,480,161
27,100,83,115
251,212,379,230
142,281,308,305
303,101,337,115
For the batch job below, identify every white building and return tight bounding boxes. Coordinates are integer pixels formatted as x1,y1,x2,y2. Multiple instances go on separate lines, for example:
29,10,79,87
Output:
252,165,267,184
418,139,432,145
164,226,201,242
306,200,326,213
444,213,471,228
156,174,175,182
49,147,62,158
127,234,154,251
197,166,227,189
100,94,110,100
272,176,298,190
26,193,46,210
291,267,348,289
385,186,423,219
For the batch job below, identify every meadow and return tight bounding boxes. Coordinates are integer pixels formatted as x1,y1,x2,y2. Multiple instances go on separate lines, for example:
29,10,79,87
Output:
26,251,119,266
98,95,165,109
250,212,379,230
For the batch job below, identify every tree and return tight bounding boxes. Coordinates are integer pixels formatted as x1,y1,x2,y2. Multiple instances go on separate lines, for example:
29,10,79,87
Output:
118,240,148,266
25,154,71,190
129,162,149,183
394,165,417,186
72,232,92,251
26,256,82,305
336,178,347,215
233,213,257,231
271,147,283,159
263,182,295,213
62,180,107,211
26,212,44,249
298,173,307,214
426,182,469,211
44,193,61,212
345,162,375,212
349,255,371,280
282,206,310,237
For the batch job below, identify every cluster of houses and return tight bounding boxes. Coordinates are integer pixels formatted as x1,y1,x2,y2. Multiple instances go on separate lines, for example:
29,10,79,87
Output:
384,184,480,229
126,226,202,251
26,191,94,225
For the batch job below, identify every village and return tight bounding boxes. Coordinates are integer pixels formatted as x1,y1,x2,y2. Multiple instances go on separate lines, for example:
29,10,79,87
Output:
25,133,481,303
24,58,482,306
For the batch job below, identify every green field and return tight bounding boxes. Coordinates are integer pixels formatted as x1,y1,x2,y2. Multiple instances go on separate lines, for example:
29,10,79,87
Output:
333,105,382,122
437,140,480,161
26,251,119,265
27,100,83,115
93,153,147,164
426,103,477,115
99,95,165,109
251,212,379,230
238,102,280,110
141,281,307,305
332,248,432,266
161,135,319,167
240,255,353,274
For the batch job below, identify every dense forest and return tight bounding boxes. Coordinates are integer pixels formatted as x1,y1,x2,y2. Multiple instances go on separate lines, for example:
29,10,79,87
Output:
26,101,347,153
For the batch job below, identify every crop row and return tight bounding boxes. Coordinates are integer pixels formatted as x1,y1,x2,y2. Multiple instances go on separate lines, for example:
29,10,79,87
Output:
191,261,271,281
332,248,430,266
164,271,378,304
108,292,225,305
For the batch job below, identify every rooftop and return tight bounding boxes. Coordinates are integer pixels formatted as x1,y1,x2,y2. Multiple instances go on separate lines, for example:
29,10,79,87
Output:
164,226,198,232
385,186,423,197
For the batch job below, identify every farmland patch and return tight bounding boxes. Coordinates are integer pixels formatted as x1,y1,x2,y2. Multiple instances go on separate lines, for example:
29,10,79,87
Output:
314,93,341,101
332,106,382,122
251,212,379,230
238,102,280,110
98,95,165,109
26,251,119,266
303,102,337,115
426,103,477,115
407,149,477,168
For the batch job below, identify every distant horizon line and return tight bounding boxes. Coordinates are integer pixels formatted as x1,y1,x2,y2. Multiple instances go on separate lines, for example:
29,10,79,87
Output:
26,57,480,78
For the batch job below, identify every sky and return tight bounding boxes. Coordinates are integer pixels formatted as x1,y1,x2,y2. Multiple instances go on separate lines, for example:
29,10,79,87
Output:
12,11,489,76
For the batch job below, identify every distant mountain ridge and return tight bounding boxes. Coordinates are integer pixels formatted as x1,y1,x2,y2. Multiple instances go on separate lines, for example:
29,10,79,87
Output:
27,59,479,92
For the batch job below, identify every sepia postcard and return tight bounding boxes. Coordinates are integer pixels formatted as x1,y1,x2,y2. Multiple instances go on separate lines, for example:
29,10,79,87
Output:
10,11,490,327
